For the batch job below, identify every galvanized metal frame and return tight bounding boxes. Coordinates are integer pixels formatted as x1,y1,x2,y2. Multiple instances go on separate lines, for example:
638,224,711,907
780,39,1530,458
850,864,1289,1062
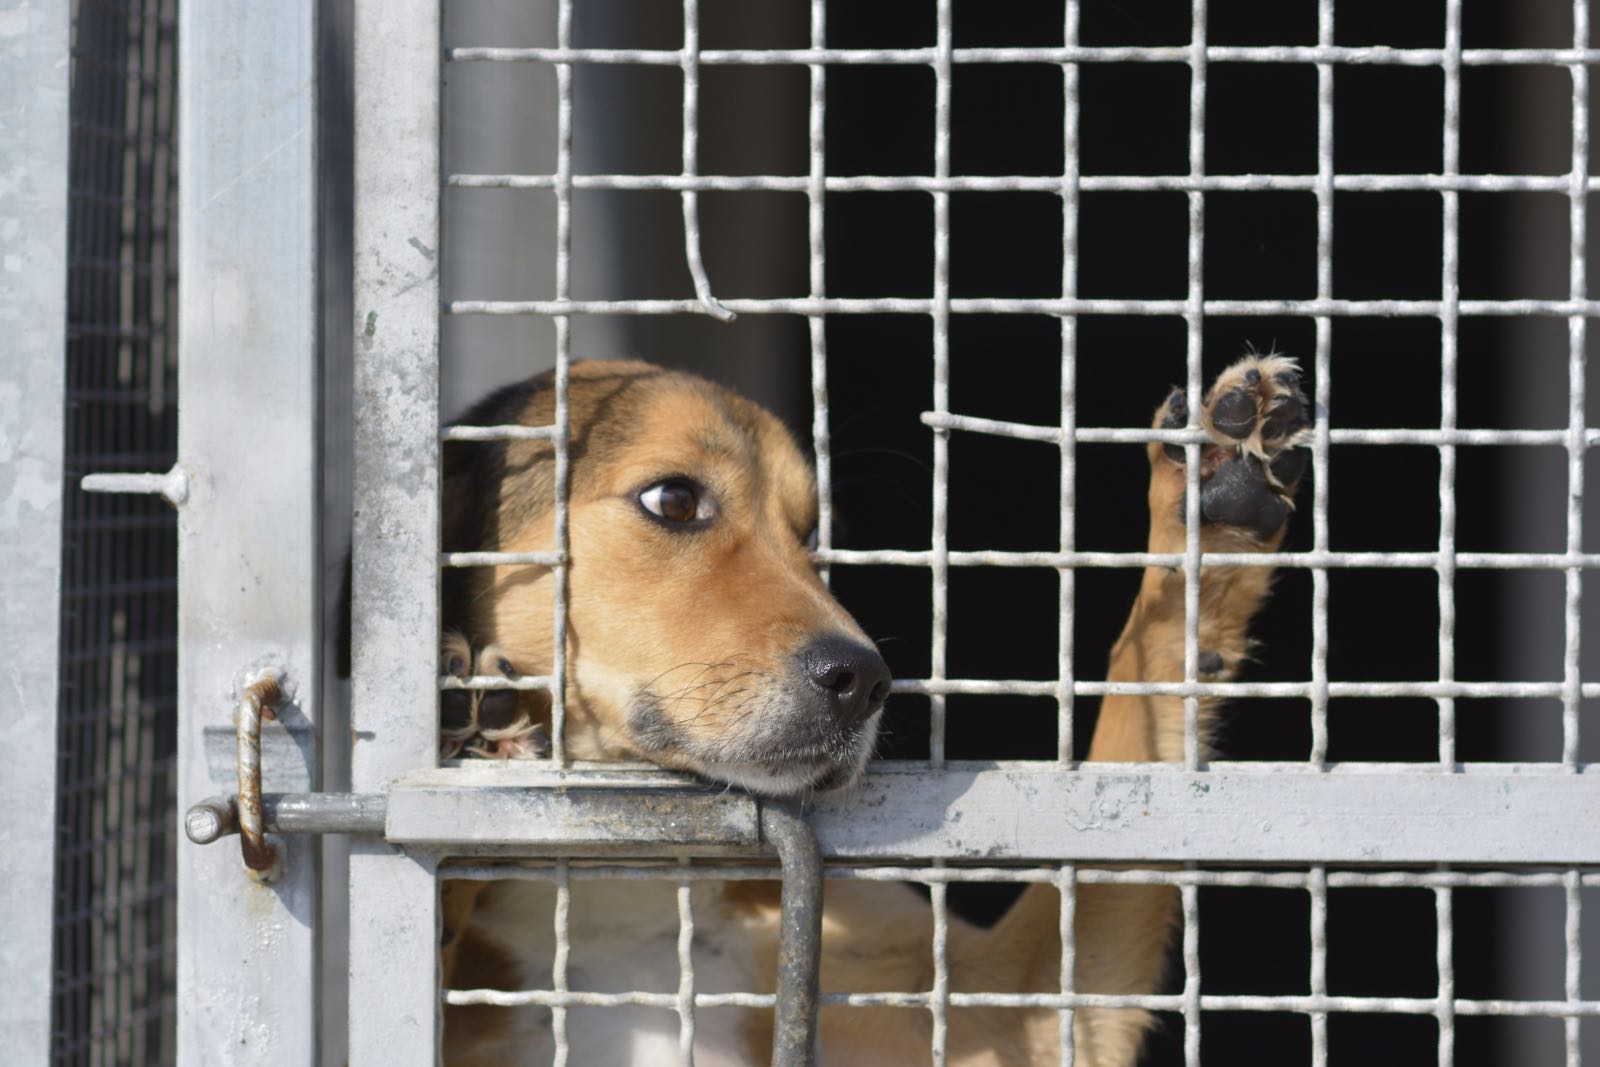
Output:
172,4,323,1063
0,1,71,1060
348,1,444,1064
316,1,1600,1065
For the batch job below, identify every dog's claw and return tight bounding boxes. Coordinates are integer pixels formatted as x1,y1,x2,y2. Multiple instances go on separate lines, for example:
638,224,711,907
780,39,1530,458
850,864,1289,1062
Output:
494,723,552,760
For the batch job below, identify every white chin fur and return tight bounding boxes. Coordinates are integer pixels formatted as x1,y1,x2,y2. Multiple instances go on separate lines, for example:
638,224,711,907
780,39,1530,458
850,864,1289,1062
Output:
693,712,881,796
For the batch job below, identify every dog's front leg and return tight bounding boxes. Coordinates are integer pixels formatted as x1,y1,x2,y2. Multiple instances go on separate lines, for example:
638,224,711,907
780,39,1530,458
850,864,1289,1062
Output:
967,354,1310,1066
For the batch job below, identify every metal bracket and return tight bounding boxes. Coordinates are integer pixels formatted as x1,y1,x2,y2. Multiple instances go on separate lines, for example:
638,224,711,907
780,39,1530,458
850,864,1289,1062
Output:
184,784,825,1065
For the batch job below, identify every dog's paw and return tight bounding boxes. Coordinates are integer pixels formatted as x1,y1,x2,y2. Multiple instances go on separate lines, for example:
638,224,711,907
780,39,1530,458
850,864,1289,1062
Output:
464,646,550,761
1154,354,1311,541
440,630,478,759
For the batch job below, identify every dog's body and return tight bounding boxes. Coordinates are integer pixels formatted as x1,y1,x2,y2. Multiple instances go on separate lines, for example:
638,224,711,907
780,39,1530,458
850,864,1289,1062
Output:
436,357,1310,1066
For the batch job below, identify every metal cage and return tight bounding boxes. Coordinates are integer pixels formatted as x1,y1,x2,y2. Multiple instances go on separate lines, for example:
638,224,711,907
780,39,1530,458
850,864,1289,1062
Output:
5,0,1600,1065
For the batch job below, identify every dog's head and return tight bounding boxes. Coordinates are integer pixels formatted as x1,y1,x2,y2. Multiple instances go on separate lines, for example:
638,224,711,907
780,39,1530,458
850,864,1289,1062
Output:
443,360,889,795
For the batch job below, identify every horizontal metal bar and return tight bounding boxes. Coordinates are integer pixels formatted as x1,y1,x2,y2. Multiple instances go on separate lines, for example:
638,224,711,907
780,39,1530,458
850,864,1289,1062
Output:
821,992,1600,1017
445,45,1600,67
442,983,1600,1018
187,767,1600,865
184,793,388,843
439,674,554,691
815,547,1600,570
385,770,762,851
443,861,1600,890
893,678,1600,699
440,550,565,567
446,989,776,1010
448,171,1600,195
802,768,1600,864
922,412,1600,448
448,296,1600,318
381,765,1600,863
440,424,558,442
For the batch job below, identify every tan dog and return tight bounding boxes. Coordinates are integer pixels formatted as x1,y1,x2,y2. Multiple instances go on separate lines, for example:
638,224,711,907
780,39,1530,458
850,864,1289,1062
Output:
436,356,1309,1066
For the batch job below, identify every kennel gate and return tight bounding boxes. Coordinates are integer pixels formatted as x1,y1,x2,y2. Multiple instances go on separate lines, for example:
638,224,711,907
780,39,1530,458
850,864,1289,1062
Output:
26,0,1600,1064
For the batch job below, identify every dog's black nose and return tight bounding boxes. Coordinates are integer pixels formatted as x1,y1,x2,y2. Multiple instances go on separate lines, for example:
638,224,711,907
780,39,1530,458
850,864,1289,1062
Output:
801,636,891,727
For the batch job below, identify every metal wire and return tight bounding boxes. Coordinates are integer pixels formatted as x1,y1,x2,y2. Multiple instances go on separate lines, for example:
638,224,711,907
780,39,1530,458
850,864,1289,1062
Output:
446,45,1600,67
676,859,697,1067
1056,0,1080,767
1309,0,1334,770
1435,0,1462,771
1181,0,1207,773
1436,882,1455,1067
927,0,952,768
444,863,1600,890
1057,862,1077,1067
449,295,1600,317
551,0,574,769
1564,0,1590,773
807,0,830,587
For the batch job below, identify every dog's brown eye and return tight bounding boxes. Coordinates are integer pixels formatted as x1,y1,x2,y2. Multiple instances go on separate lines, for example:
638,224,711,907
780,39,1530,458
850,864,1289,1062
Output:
638,479,713,526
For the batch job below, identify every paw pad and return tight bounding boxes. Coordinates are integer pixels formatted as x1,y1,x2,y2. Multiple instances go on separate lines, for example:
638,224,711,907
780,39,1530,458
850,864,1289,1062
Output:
1157,353,1311,540
438,636,551,760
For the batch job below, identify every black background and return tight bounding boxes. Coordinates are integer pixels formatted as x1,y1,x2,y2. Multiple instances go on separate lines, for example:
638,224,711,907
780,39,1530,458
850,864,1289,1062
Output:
805,2,1581,1063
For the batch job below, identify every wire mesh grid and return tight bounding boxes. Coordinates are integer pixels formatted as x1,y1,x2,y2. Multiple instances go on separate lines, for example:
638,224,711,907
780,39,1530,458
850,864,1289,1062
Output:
437,859,1599,1065
430,0,1597,1064
51,0,182,1063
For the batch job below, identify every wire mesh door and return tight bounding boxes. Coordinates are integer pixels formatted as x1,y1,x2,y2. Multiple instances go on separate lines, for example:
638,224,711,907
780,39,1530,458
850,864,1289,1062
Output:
322,2,1600,1066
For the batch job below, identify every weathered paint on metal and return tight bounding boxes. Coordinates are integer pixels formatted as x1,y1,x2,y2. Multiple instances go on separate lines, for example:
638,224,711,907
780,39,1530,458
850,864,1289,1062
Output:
349,0,444,1062
0,0,69,1059
806,766,1600,864
175,2,323,1063
228,764,1600,866
386,786,760,851
184,794,390,846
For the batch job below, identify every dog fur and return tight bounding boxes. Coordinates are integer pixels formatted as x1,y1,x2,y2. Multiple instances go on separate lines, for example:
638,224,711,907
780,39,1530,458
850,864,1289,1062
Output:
435,356,1310,1066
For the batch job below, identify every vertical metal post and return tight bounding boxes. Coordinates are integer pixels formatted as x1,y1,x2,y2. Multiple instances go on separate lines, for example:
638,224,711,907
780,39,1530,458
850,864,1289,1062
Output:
0,1,70,1060
349,1,443,1063
175,3,323,1063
